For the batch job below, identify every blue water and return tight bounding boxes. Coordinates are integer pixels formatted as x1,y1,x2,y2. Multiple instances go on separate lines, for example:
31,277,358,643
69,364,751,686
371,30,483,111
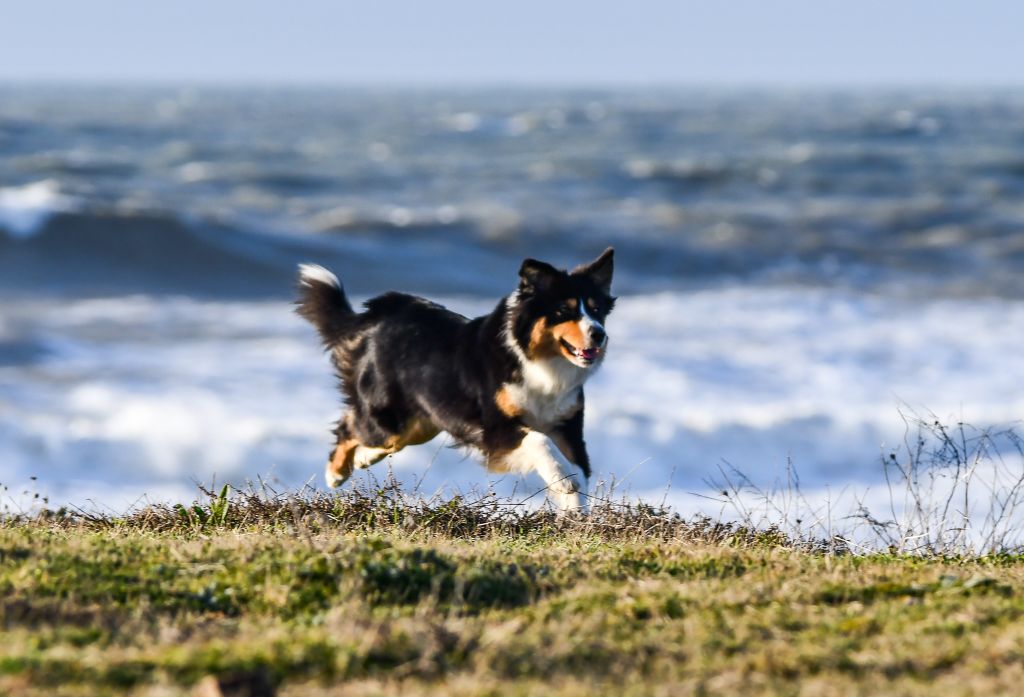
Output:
2,86,1023,515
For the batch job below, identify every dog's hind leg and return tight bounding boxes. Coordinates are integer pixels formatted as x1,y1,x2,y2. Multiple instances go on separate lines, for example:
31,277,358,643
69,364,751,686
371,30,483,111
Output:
326,440,358,488
325,417,361,488
327,413,440,487
325,418,393,488
353,414,440,470
325,411,392,488
352,445,392,470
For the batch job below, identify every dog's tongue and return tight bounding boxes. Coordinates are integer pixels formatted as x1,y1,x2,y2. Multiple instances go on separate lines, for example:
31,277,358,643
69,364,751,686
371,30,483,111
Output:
580,347,600,361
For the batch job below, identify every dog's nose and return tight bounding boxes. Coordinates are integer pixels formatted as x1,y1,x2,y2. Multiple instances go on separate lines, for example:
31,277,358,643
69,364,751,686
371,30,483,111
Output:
589,326,606,346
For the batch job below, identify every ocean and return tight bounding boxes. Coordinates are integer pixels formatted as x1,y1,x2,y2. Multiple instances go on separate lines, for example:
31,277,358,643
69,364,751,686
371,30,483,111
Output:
2,85,1024,519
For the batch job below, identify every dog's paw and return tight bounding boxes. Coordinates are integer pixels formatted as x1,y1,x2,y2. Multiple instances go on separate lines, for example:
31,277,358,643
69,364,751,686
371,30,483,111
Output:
324,461,349,489
550,471,581,495
549,472,585,514
554,489,584,514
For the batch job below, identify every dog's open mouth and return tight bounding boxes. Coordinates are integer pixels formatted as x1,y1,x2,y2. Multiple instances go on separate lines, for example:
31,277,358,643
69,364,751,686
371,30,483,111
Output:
559,338,601,365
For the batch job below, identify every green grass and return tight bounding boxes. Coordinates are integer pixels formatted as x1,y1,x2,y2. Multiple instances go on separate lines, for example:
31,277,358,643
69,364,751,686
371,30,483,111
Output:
4,485,1024,696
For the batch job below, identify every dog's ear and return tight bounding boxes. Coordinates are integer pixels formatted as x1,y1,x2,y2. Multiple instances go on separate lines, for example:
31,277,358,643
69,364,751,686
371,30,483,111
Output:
519,258,559,293
574,247,614,294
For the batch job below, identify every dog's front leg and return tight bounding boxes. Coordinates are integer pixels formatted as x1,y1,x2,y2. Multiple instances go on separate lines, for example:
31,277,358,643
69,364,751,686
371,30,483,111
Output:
492,430,583,513
549,409,592,480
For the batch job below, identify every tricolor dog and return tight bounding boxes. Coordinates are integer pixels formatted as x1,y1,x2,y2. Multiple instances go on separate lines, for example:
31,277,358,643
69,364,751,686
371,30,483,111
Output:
296,249,614,511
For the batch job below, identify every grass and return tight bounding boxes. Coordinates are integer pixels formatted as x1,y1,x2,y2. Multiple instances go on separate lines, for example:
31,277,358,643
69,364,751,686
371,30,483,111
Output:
5,481,1024,696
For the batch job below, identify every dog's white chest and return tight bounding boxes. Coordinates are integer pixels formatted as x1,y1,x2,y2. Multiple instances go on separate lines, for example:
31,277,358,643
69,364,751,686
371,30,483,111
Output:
503,358,585,428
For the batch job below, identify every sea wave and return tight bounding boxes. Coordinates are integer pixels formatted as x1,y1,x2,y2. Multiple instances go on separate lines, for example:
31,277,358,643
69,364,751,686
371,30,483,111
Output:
0,208,294,297
4,289,1024,510
3,200,1022,300
0,179,76,239
0,207,530,298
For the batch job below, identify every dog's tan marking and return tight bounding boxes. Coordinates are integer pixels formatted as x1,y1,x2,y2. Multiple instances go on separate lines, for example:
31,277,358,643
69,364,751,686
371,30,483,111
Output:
527,315,592,362
327,416,438,488
360,415,440,461
326,438,359,487
526,318,557,359
494,385,524,418
550,320,588,362
384,415,440,450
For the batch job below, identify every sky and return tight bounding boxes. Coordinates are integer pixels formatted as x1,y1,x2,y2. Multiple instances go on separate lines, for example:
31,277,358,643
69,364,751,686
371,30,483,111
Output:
2,0,1022,86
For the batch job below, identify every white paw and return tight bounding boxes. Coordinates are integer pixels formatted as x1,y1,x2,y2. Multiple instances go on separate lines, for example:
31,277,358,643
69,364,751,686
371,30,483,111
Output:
554,488,584,514
325,461,349,489
353,446,389,470
550,472,584,513
550,471,581,495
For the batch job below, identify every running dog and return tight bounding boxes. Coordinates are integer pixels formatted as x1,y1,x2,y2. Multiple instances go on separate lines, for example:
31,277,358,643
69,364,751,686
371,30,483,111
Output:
296,248,614,511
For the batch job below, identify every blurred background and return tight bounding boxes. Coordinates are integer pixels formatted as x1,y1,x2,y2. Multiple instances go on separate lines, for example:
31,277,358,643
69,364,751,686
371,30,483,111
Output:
2,1,1024,512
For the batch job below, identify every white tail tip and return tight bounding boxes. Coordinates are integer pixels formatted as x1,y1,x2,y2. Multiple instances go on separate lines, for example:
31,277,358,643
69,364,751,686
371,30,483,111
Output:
299,263,340,289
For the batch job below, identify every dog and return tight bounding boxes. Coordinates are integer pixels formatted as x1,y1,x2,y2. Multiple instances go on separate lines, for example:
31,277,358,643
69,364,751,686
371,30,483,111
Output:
296,248,614,511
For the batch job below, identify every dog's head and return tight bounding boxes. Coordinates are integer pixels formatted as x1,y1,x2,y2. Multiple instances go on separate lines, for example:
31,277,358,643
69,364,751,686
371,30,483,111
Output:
509,248,616,369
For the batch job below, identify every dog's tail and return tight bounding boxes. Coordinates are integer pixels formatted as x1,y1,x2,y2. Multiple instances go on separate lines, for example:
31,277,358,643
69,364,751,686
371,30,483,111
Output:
296,264,357,347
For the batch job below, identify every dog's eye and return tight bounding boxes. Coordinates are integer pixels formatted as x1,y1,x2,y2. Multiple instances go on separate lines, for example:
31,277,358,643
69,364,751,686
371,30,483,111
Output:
556,303,572,317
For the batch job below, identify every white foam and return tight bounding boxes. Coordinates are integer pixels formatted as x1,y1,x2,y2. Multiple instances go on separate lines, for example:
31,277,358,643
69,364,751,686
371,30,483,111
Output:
4,289,1024,514
0,179,75,239
582,288,1024,490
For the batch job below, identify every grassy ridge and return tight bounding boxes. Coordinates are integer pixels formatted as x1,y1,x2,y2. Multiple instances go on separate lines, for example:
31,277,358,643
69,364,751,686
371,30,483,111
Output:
3,485,1024,696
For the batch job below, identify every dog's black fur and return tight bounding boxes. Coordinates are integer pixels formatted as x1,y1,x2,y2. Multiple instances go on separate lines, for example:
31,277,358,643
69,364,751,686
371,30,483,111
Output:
296,249,614,507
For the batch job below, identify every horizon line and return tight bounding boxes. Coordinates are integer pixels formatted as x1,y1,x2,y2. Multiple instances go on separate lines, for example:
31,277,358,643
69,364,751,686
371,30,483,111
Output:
3,76,1024,92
